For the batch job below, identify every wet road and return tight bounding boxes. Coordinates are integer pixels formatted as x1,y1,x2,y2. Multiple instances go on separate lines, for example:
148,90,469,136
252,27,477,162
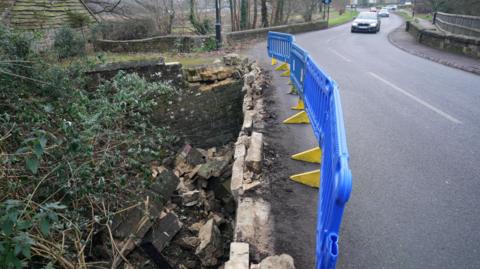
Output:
247,13,480,269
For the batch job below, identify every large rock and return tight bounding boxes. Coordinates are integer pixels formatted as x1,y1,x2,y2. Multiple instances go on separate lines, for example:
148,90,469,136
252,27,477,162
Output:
223,53,241,66
224,242,249,269
234,197,273,259
198,159,229,179
141,212,183,262
254,254,295,269
183,65,234,83
111,169,179,240
176,144,206,167
245,132,263,173
150,169,180,204
195,219,224,266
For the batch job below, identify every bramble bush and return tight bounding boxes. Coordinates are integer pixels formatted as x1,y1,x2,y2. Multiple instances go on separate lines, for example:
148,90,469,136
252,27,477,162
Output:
53,27,86,59
0,25,177,268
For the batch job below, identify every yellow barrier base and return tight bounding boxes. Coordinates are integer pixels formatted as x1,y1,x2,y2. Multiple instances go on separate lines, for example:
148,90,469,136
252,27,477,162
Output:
275,62,289,71
291,99,304,110
281,70,290,77
271,58,277,66
290,170,320,188
291,147,322,163
283,111,310,124
288,86,297,95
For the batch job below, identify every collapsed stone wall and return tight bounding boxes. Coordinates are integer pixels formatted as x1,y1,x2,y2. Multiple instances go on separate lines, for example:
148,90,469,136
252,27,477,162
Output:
223,59,296,269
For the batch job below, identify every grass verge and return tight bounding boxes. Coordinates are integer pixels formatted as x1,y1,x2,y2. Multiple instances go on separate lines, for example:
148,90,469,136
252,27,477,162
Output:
329,10,359,27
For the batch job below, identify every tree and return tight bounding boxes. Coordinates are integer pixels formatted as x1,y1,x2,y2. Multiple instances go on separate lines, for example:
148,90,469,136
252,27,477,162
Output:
261,0,268,27
252,0,258,28
133,0,176,34
189,0,212,34
273,0,285,25
240,0,249,29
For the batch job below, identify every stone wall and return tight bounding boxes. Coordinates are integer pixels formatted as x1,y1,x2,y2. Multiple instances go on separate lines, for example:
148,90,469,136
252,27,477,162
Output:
94,35,215,53
407,20,480,59
152,79,245,148
94,20,327,54
85,59,187,89
224,20,328,44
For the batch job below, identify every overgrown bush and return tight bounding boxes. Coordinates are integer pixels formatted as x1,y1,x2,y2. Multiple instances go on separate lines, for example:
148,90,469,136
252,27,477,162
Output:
92,19,160,41
0,24,178,268
53,27,85,59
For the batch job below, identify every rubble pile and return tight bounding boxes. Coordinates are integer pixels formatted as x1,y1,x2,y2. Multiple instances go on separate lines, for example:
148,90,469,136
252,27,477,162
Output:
109,143,236,269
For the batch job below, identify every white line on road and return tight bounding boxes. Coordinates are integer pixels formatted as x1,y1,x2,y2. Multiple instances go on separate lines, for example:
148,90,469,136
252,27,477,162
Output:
329,48,352,62
368,72,463,124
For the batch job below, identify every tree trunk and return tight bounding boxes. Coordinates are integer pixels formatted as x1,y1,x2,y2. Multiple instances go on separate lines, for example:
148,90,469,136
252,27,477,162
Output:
252,0,258,28
240,0,248,30
261,0,268,27
229,0,236,31
274,0,284,26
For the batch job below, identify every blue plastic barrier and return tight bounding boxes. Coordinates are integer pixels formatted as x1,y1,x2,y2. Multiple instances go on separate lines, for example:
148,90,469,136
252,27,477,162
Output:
289,42,309,95
267,31,295,63
267,33,353,269
303,56,352,269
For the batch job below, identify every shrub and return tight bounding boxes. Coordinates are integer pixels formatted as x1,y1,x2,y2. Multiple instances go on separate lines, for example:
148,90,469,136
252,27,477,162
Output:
1,23,178,268
53,27,85,59
93,19,160,41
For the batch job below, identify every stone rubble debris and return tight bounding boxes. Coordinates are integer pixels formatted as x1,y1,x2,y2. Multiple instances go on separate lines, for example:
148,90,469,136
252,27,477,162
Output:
109,142,237,268
251,254,296,269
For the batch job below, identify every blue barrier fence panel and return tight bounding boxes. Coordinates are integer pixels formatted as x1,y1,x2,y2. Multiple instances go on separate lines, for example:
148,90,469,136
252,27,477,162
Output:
290,42,309,96
267,31,295,63
303,56,352,269
266,32,352,269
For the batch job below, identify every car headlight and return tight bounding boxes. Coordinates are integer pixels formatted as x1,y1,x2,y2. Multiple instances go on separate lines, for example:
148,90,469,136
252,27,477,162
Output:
352,22,358,26
370,23,377,27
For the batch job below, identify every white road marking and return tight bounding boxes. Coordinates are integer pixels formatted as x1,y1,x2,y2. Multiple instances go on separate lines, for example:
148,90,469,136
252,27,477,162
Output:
369,72,463,124
329,48,352,62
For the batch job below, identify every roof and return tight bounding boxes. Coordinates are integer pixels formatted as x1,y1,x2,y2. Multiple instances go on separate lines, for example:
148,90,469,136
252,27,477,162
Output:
1,0,97,30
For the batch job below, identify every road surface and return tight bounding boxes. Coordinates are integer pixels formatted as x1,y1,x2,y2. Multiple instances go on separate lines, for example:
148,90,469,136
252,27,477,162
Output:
247,13,480,269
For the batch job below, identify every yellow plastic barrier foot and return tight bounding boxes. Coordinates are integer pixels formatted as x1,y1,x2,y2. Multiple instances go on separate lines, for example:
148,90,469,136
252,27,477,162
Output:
291,99,304,110
291,147,322,163
280,69,291,77
275,62,289,71
288,86,298,95
271,58,278,66
290,170,320,188
283,111,310,124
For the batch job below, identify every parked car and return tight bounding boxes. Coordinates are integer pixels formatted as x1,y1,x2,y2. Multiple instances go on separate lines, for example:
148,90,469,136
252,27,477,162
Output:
370,7,377,12
351,11,381,33
386,4,397,10
378,8,390,17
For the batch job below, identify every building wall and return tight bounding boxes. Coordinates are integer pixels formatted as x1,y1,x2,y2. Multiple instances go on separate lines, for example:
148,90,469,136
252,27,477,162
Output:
5,0,96,30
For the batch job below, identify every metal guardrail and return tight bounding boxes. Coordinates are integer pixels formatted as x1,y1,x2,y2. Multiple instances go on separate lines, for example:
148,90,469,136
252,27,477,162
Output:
267,32,352,269
435,12,480,38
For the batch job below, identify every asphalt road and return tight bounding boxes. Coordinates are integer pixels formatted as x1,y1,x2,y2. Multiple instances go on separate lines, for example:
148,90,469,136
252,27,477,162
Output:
247,13,480,269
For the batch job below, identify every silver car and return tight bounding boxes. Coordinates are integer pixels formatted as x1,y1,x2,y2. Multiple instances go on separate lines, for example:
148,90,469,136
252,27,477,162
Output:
379,8,390,17
351,12,381,33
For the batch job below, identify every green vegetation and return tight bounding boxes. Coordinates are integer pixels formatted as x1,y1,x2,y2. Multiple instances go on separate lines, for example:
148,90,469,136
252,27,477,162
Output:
0,25,177,268
329,10,360,27
396,10,414,22
53,27,86,59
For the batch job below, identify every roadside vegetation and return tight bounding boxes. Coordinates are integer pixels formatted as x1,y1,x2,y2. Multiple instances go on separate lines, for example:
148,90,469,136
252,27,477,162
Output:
329,10,359,27
0,25,179,268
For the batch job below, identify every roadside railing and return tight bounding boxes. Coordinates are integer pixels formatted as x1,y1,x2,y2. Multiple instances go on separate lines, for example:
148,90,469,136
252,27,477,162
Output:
434,12,480,38
267,32,352,269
